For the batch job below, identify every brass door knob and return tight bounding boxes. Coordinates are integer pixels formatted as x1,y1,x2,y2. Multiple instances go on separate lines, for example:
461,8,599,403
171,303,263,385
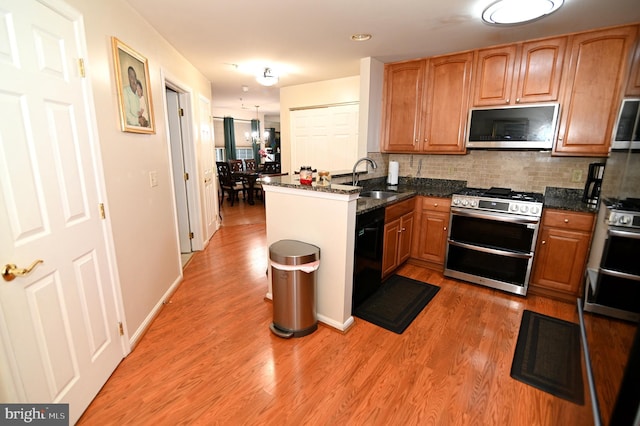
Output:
2,260,43,282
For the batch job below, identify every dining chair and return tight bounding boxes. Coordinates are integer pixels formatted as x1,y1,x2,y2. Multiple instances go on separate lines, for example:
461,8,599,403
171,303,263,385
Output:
262,161,280,174
243,159,263,200
216,161,245,206
229,159,244,172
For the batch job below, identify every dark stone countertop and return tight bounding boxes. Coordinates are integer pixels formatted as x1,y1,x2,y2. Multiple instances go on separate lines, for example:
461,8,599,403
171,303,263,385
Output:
355,177,467,214
543,187,598,214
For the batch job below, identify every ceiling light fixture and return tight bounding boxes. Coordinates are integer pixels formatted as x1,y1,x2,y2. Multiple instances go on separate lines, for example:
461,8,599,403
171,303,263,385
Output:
482,0,563,25
351,33,372,42
256,68,278,87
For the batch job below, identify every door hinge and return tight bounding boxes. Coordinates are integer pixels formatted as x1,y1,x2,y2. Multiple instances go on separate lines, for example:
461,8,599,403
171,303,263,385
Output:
99,203,106,219
118,322,124,336
179,108,184,117
184,172,189,181
189,232,194,239
78,58,85,78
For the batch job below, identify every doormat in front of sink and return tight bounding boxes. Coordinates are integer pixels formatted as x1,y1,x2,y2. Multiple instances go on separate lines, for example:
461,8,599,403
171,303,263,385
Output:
353,274,439,334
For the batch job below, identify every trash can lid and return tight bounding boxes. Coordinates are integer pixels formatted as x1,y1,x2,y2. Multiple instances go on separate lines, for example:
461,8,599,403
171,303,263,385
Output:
269,239,320,265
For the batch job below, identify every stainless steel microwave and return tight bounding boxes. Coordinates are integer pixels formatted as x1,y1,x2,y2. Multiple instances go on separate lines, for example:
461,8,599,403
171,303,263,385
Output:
466,103,560,149
612,98,640,150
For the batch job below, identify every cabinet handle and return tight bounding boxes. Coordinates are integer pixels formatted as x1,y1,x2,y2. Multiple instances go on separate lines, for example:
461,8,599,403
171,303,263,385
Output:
515,98,520,103
434,203,438,207
542,240,546,244
506,99,510,103
564,219,569,223
415,139,419,142
444,227,447,231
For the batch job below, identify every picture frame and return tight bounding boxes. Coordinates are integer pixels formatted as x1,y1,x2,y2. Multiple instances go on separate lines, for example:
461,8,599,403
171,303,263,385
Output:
112,37,155,134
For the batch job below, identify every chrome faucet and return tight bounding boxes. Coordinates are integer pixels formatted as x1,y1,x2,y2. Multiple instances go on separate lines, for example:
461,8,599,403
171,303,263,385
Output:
352,157,378,186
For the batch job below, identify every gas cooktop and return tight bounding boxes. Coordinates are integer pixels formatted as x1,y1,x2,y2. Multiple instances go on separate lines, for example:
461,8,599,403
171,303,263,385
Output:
455,187,545,203
452,187,544,217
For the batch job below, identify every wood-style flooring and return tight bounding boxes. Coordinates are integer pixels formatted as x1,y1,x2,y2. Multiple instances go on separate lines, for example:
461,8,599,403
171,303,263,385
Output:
78,199,636,425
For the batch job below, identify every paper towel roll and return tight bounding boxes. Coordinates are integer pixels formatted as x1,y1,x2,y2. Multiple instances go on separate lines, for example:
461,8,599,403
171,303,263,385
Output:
387,161,399,185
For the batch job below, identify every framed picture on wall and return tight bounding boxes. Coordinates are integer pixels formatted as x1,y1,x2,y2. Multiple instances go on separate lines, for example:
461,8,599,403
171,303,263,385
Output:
112,37,155,134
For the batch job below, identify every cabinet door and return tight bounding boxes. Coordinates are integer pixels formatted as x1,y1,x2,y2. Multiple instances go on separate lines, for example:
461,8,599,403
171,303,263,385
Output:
381,60,426,152
472,45,518,106
422,52,472,153
382,218,401,277
627,35,640,96
530,226,591,296
555,26,638,156
515,37,567,103
412,208,449,265
398,213,414,266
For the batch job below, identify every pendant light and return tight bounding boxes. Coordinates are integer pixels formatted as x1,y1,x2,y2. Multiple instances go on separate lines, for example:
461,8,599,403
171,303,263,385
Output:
256,68,279,86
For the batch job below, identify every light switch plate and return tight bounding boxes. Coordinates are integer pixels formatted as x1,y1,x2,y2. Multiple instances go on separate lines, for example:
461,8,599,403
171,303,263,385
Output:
149,171,158,187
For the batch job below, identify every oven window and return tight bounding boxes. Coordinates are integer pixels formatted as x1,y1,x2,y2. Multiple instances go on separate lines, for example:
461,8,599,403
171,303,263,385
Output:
446,244,530,286
601,234,640,276
449,215,536,253
594,273,640,314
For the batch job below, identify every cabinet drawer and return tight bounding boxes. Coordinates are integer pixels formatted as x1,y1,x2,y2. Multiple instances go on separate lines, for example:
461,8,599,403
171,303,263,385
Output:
542,209,594,232
385,197,416,223
420,196,450,213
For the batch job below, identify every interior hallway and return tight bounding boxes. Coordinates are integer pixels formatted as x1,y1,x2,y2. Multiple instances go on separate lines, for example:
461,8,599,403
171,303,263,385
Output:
78,198,635,425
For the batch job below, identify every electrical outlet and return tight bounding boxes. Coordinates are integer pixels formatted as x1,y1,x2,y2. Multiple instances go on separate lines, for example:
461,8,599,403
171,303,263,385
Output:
571,169,583,182
149,171,158,187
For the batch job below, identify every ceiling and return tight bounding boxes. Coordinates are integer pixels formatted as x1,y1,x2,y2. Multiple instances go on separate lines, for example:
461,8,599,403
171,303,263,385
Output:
124,0,640,117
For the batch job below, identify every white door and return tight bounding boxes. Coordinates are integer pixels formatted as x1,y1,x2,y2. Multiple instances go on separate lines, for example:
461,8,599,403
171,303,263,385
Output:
0,0,125,423
166,87,192,253
198,95,217,240
290,104,359,172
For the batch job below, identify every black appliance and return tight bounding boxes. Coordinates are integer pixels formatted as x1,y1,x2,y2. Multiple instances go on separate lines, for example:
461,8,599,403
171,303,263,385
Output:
583,162,606,206
584,198,640,322
444,187,544,296
352,207,385,309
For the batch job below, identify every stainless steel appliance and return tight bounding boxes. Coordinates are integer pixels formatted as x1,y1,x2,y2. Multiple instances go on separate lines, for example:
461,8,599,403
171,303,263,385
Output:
584,198,640,322
612,98,640,151
444,187,544,295
466,103,559,149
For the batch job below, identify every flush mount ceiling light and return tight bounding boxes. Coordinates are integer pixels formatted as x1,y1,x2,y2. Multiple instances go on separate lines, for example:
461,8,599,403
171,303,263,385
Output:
351,33,372,42
482,0,563,25
256,68,279,86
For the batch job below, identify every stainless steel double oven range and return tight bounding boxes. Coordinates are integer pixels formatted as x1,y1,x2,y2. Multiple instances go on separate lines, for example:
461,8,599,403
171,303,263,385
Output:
444,187,544,296
584,198,640,322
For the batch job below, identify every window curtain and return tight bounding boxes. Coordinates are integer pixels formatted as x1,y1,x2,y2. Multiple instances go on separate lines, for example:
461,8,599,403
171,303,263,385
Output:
223,117,236,160
251,119,261,163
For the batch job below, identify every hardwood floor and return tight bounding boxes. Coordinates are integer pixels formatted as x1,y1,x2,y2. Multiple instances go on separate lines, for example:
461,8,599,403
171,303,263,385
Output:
78,200,636,425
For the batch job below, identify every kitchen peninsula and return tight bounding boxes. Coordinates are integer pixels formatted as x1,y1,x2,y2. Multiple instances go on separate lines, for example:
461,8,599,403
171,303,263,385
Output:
261,175,361,331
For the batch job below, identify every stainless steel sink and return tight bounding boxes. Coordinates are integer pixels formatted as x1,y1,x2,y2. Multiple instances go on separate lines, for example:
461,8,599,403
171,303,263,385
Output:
359,190,398,200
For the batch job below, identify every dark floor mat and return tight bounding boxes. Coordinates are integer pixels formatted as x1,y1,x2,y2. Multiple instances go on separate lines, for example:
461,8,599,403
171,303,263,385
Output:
353,275,440,334
510,310,584,405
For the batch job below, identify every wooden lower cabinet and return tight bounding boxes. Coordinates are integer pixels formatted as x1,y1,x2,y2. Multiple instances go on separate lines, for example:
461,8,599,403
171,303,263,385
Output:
529,209,595,302
382,198,415,278
409,196,451,271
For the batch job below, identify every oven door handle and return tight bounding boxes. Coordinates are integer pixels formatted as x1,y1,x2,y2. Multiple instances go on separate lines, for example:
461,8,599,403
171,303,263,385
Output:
447,240,533,259
608,228,640,240
450,208,539,225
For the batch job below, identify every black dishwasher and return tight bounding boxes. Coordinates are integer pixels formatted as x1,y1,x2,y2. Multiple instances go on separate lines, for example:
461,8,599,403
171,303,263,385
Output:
353,207,385,310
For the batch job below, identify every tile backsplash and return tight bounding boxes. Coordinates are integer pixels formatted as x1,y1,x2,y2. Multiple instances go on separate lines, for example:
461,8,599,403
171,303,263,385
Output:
383,151,606,193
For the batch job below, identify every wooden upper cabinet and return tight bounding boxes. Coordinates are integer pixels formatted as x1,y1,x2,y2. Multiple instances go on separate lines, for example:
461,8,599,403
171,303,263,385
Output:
627,35,640,95
472,45,517,106
555,26,639,156
472,37,566,106
421,52,472,153
516,37,567,103
381,60,426,152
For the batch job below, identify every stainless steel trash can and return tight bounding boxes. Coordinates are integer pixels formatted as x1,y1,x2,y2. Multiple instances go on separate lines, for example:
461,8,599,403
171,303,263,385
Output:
269,239,320,338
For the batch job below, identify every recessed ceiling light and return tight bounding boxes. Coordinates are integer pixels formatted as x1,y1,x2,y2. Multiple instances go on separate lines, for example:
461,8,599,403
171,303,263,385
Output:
351,33,372,42
482,0,563,25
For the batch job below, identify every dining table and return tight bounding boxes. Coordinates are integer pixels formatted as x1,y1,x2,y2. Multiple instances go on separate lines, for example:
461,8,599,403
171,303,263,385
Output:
232,170,287,205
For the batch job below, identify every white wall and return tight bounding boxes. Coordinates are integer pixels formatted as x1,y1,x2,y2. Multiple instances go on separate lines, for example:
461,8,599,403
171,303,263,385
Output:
280,76,360,173
66,0,213,343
